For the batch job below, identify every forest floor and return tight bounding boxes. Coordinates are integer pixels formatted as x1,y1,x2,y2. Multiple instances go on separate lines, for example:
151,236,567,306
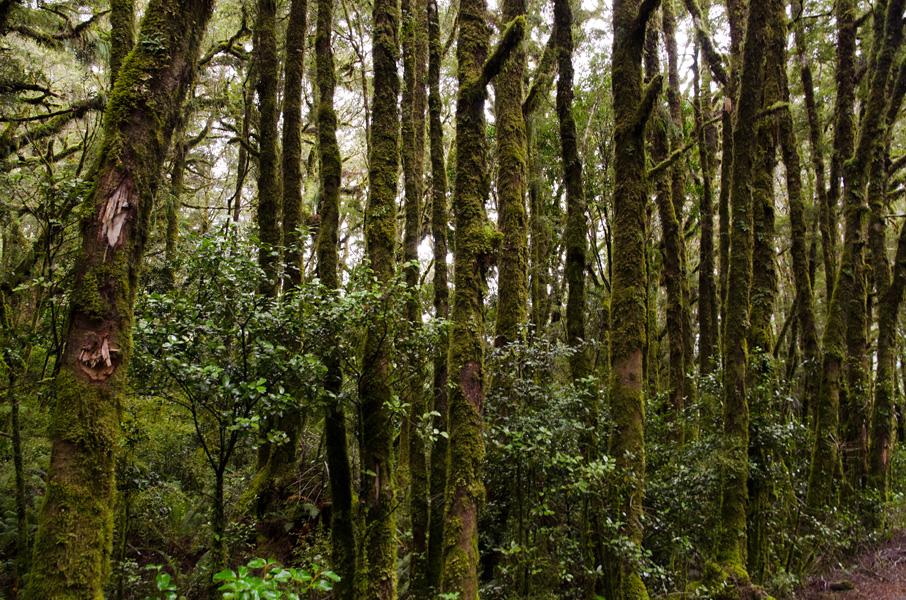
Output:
797,532,906,599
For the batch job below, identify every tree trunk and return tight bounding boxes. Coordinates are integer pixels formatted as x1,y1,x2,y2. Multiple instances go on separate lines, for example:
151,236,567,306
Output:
360,0,400,594
778,60,821,423
824,0,857,303
283,0,308,289
442,10,523,599
715,0,776,575
27,0,213,595
608,0,660,597
809,0,906,510
108,0,134,87
315,0,356,593
401,0,429,591
426,0,449,590
646,9,685,443
493,0,527,349
792,0,832,315
255,0,281,294
694,0,718,375
717,0,745,349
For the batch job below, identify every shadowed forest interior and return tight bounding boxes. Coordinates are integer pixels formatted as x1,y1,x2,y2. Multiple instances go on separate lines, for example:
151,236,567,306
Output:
2,0,906,598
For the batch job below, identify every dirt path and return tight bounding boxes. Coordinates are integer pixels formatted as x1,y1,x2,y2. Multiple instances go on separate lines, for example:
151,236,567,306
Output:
797,533,906,599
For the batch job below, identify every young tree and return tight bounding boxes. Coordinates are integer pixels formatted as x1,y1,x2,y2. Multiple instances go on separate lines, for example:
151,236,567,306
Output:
27,0,214,595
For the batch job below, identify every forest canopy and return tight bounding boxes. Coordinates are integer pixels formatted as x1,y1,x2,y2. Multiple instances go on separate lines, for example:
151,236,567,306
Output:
2,0,906,598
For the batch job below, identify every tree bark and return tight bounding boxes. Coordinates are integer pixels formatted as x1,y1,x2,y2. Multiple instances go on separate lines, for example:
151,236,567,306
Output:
608,0,660,597
401,0,429,591
426,0,449,591
315,0,356,594
715,0,777,575
283,0,308,289
360,0,400,594
442,11,524,600
254,0,281,294
27,0,213,596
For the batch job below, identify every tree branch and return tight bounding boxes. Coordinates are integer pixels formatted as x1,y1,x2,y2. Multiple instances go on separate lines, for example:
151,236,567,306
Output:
523,22,558,117
680,0,729,85
634,74,663,132
478,16,527,92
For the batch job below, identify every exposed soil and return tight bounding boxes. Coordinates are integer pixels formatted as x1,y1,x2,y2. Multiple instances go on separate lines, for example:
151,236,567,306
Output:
797,533,906,599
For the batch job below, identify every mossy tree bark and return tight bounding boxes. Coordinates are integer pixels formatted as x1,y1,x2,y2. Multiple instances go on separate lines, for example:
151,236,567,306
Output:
109,0,134,88
426,0,449,590
693,0,718,376
608,0,660,597
645,5,686,443
27,0,213,596
792,0,832,319
525,30,557,339
867,53,906,502
714,0,777,576
778,57,820,424
823,0,857,303
662,0,695,413
253,0,296,517
554,0,602,591
359,0,400,595
493,0,527,349
315,0,356,594
254,0,281,295
400,0,429,591
745,3,783,580
282,0,308,289
717,0,745,344
442,10,524,599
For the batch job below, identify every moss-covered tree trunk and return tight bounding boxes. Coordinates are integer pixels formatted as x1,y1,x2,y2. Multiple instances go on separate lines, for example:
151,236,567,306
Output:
283,0,308,289
525,31,558,339
779,40,821,423
717,0,745,344
27,0,213,595
693,0,718,376
792,0,832,322
315,0,356,594
867,54,906,501
645,8,686,443
714,0,776,576
442,9,523,598
823,0,857,303
868,209,906,500
359,0,400,594
841,0,902,497
608,1,660,597
254,0,281,294
744,4,783,579
493,0,527,349
662,0,695,412
553,0,602,591
109,0,134,88
425,0,449,591
253,0,295,517
400,0,429,591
